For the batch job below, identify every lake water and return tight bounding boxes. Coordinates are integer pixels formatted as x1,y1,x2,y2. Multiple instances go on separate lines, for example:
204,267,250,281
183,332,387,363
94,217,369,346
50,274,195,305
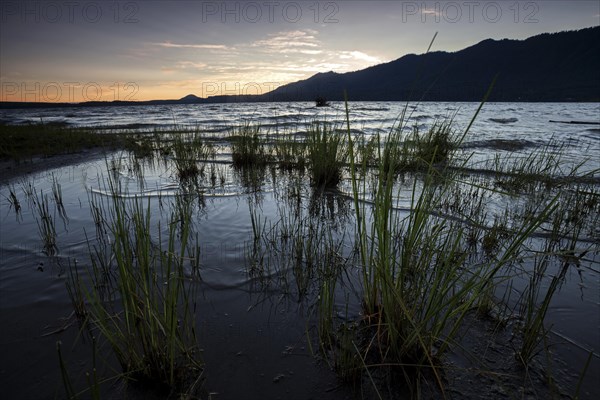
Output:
2,101,599,172
0,101,599,399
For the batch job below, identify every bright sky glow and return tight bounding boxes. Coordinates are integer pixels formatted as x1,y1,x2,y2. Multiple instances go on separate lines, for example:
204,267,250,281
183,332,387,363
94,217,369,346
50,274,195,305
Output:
1,0,598,102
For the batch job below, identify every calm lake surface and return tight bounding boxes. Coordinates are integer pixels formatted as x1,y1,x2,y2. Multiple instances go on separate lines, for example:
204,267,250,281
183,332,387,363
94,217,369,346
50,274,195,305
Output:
0,101,599,399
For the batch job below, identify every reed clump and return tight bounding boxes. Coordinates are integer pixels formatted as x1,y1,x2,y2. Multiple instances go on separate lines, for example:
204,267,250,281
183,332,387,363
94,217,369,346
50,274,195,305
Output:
488,140,598,193
75,183,203,395
273,133,307,171
33,189,59,255
328,99,560,394
5,184,22,216
170,131,215,180
124,135,156,159
246,189,349,298
306,122,347,187
380,118,458,177
230,123,271,167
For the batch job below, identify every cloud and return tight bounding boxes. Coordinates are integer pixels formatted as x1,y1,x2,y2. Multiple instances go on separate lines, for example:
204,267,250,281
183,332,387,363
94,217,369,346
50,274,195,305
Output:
161,61,208,74
248,30,379,69
339,51,381,64
176,61,208,69
280,49,323,55
152,42,228,50
157,79,206,88
251,30,320,52
148,30,384,97
421,8,441,16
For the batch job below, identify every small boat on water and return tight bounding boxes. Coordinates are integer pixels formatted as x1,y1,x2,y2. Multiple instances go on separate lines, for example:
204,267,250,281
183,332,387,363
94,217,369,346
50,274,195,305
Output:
315,96,329,107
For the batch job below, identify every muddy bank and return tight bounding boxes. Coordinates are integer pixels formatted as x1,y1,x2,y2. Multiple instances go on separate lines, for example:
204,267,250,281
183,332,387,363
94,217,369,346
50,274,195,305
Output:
0,149,110,185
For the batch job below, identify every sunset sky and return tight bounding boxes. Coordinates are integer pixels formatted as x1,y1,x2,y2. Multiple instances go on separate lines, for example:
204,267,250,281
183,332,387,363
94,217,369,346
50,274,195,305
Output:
1,0,598,102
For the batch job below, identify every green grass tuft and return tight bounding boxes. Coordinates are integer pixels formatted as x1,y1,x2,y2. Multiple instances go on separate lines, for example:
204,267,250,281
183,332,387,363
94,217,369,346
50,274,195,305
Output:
306,122,347,187
230,123,271,167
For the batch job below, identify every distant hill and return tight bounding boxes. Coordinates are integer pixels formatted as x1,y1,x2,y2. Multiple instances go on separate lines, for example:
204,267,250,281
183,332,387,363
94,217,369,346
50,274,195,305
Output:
1,27,598,109
258,26,600,102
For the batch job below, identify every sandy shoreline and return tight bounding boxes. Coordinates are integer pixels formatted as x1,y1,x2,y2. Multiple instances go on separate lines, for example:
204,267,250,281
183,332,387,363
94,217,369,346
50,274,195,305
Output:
0,149,111,185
